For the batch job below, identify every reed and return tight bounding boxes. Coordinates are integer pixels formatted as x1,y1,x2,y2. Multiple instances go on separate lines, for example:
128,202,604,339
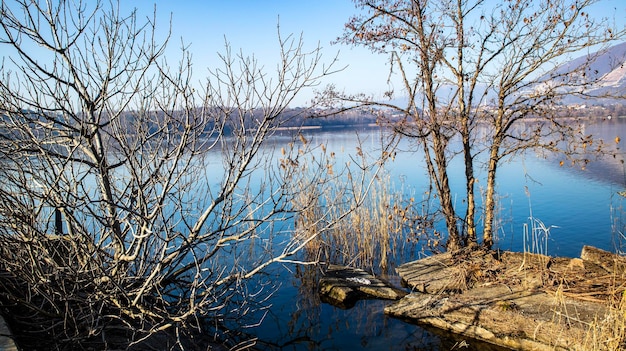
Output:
581,290,626,350
289,143,431,276
519,186,557,271
580,196,626,350
560,193,626,350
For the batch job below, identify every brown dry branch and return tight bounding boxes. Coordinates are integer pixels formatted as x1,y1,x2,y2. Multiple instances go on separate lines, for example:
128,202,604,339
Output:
330,0,626,252
0,1,347,349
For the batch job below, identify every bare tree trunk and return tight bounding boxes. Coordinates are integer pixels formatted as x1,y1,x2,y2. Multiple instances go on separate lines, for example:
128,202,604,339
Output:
483,147,499,249
462,130,477,246
450,0,477,247
433,135,461,251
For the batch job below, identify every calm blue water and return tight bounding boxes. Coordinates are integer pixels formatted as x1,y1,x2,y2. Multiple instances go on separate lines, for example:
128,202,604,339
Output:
245,119,626,350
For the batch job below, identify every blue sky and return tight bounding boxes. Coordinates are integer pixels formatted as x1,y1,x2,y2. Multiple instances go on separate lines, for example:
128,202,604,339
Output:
118,1,390,107
127,0,626,107
6,1,626,107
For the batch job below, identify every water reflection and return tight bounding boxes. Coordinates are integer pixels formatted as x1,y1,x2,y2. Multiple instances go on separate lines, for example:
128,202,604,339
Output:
553,119,626,186
247,120,626,350
253,263,512,350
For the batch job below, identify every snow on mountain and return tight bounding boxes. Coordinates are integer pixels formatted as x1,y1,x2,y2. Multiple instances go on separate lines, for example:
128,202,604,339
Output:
537,41,626,103
380,42,626,107
597,61,626,88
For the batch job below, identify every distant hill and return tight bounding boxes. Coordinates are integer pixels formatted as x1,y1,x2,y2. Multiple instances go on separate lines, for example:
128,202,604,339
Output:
534,41,626,104
379,41,626,108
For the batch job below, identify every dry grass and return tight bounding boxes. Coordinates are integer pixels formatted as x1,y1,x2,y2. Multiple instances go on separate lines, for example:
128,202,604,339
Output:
289,144,435,275
528,194,626,350
581,291,626,350
578,195,626,350
304,173,423,274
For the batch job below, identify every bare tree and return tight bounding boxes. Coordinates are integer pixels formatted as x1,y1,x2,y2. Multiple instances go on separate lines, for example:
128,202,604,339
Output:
333,0,626,251
0,0,347,349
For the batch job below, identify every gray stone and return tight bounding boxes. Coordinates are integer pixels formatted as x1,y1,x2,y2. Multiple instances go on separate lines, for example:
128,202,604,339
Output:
580,245,626,274
319,264,407,308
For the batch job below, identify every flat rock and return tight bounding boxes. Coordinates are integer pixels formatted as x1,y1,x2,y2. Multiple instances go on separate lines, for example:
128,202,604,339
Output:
385,286,606,350
395,252,458,293
319,264,407,308
387,247,624,350
581,245,626,274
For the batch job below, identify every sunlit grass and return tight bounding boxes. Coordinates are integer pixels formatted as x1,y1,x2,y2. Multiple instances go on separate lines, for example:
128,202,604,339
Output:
288,142,433,276
577,192,626,350
582,291,626,350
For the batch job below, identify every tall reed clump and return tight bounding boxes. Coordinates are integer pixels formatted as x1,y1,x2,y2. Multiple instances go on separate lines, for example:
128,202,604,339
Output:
570,192,626,350
581,194,626,350
287,139,433,276
581,291,626,351
519,186,558,271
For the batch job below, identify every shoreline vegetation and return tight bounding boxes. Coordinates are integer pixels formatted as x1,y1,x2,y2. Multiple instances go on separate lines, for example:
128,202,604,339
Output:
316,246,626,351
1,0,625,349
292,136,626,350
271,103,626,132
8,103,626,138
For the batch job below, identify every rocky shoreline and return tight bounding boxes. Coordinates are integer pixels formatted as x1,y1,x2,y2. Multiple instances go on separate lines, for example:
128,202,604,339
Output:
319,246,626,350
319,264,407,308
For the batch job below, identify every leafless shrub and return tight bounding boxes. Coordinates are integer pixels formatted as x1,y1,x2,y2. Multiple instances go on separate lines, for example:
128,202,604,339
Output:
0,0,345,349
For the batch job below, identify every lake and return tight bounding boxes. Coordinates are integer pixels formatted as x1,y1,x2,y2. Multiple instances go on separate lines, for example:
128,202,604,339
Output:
244,118,626,350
